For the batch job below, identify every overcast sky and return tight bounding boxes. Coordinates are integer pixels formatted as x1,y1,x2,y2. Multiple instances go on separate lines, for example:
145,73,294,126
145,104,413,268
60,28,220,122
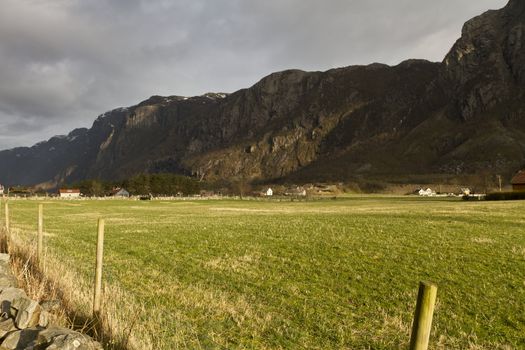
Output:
0,0,508,150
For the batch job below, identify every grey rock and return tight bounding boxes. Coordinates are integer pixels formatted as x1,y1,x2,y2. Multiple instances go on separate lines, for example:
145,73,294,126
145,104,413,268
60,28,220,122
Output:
11,298,41,329
34,327,103,350
0,256,15,289
0,318,17,339
0,328,40,350
37,312,48,329
0,289,27,318
0,279,16,291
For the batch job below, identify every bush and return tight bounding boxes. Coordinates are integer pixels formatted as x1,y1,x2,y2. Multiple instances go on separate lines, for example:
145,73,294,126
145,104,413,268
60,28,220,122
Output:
485,191,525,201
462,195,485,201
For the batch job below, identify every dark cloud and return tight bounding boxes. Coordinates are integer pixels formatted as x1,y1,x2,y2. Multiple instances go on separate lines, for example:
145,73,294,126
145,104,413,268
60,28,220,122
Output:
0,0,508,150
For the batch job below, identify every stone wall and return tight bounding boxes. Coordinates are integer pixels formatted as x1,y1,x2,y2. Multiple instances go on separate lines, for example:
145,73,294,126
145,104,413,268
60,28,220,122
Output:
0,253,103,350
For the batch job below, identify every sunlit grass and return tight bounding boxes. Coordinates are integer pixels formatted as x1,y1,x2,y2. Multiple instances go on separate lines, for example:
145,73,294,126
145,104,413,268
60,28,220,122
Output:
3,197,525,349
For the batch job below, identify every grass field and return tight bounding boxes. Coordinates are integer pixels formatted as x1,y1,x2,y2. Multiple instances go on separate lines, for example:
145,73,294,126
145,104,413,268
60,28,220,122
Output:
3,196,525,349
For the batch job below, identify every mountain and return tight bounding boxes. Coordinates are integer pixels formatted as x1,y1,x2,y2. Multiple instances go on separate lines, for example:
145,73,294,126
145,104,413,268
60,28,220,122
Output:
1,0,524,188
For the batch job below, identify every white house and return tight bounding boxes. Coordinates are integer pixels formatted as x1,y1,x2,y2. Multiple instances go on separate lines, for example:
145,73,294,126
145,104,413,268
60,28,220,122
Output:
59,189,81,198
418,188,436,197
265,188,273,196
460,188,471,195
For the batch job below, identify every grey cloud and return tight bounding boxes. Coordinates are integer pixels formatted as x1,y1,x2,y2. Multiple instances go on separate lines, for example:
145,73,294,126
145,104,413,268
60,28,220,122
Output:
0,0,508,150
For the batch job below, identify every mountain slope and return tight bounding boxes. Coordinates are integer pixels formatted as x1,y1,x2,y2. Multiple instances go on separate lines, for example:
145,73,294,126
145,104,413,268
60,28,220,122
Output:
1,0,524,187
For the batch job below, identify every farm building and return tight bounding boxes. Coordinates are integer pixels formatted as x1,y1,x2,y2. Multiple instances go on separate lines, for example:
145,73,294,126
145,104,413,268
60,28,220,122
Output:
418,188,436,196
285,186,307,197
111,188,130,198
265,188,273,196
511,170,525,191
59,189,81,198
460,188,471,196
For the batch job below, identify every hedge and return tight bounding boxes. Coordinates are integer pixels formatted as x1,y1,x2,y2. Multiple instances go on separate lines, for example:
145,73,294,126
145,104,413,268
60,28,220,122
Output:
485,191,525,201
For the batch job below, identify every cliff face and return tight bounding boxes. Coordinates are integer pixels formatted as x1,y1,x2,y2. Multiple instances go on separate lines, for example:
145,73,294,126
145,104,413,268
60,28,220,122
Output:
1,0,525,187
443,0,525,119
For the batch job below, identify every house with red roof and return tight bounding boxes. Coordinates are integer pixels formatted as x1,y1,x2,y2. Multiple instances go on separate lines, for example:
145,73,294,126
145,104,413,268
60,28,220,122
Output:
59,188,81,198
511,171,525,191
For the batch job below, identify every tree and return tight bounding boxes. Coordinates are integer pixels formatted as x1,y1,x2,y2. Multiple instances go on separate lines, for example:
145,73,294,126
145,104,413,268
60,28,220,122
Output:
124,173,200,196
231,176,252,199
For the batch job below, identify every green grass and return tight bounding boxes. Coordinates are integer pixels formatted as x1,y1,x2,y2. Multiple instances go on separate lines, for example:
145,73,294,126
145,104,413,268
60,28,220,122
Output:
4,196,525,349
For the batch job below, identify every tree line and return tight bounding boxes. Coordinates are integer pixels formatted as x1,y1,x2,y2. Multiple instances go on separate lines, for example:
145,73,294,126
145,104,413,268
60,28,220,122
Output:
67,173,201,197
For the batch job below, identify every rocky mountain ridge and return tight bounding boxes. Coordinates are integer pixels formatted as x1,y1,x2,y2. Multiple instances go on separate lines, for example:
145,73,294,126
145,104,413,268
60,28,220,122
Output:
1,0,524,188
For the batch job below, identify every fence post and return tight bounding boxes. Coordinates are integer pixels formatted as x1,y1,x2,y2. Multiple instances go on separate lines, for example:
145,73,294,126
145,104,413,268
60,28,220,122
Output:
37,204,43,262
93,218,105,316
409,281,438,350
4,202,9,231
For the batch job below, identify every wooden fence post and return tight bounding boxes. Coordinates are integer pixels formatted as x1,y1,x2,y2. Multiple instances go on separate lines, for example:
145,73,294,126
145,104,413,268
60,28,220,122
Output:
37,204,43,262
4,202,9,231
93,218,105,316
409,281,438,350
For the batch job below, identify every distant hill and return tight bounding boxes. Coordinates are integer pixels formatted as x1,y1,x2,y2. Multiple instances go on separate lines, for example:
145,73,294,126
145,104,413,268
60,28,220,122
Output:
1,0,524,188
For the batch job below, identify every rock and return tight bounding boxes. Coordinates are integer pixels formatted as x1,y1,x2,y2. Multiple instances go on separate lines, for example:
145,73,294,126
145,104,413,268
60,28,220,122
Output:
0,278,16,291
37,312,49,329
0,289,27,318
0,256,100,349
10,298,41,329
0,328,40,350
0,327,103,350
0,256,16,289
39,301,60,314
34,327,103,350
0,318,17,339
